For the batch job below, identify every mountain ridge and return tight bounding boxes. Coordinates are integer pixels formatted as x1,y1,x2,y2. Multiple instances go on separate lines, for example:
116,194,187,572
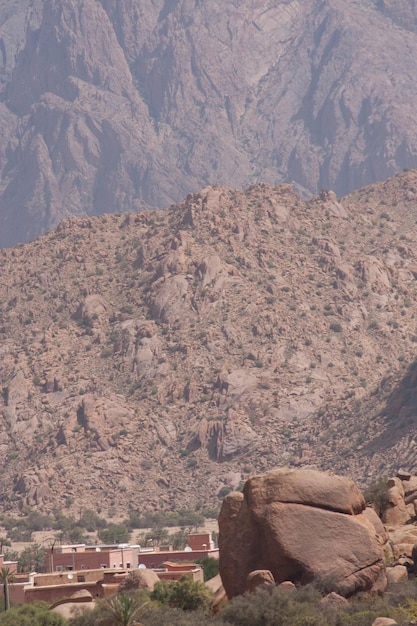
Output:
2,0,417,245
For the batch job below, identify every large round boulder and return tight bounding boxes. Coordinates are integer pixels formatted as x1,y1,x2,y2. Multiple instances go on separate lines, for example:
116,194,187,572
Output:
219,468,386,598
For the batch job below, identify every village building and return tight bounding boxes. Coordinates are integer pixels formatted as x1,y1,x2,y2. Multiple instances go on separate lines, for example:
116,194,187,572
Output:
45,532,218,572
0,532,217,606
0,552,18,574
46,543,138,573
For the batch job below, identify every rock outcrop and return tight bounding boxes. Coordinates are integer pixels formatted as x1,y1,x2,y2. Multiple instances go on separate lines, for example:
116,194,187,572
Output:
246,570,275,593
383,477,411,526
371,619,397,626
219,468,386,598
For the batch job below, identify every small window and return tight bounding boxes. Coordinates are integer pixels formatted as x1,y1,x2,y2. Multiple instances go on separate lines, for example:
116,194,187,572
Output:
77,575,85,583
56,565,63,572
126,563,131,569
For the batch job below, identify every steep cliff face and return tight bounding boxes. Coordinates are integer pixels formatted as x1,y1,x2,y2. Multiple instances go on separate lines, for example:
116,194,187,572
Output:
377,0,417,32
2,0,417,246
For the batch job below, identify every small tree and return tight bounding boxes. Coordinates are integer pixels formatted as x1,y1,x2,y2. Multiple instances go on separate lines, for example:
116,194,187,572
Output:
144,526,168,547
18,544,47,573
98,523,130,544
0,567,14,611
171,529,188,550
363,477,389,518
195,557,219,581
97,594,149,626
2,550,18,564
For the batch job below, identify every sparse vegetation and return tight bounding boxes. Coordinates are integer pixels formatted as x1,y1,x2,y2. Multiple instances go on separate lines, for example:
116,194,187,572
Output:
363,477,389,518
329,322,342,332
125,508,205,530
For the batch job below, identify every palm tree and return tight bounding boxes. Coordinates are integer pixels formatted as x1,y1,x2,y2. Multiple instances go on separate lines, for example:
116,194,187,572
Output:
0,566,15,611
98,594,149,626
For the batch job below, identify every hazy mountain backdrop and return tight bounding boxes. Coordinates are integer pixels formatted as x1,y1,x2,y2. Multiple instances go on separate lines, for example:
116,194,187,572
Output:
1,1,417,246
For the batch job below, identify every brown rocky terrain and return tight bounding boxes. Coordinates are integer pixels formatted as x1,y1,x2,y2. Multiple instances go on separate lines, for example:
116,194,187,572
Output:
1,170,417,516
2,1,417,246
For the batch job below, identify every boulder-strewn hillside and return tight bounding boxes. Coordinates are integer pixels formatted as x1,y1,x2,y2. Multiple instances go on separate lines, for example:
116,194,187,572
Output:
1,171,417,515
2,0,417,246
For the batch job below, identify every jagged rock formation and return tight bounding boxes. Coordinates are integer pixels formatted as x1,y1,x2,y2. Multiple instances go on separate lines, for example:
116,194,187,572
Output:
384,477,412,527
218,468,387,598
2,172,417,514
245,570,276,593
2,1,417,246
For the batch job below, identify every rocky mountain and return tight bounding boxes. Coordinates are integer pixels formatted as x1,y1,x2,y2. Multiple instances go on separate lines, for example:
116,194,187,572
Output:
2,0,417,246
1,170,417,516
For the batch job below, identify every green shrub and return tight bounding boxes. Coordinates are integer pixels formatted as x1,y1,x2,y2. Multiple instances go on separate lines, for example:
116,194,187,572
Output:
0,601,67,625
78,509,107,532
337,593,400,625
218,486,232,498
217,585,331,626
201,508,219,519
142,607,214,626
151,576,214,612
216,585,403,626
363,477,389,518
329,322,342,332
